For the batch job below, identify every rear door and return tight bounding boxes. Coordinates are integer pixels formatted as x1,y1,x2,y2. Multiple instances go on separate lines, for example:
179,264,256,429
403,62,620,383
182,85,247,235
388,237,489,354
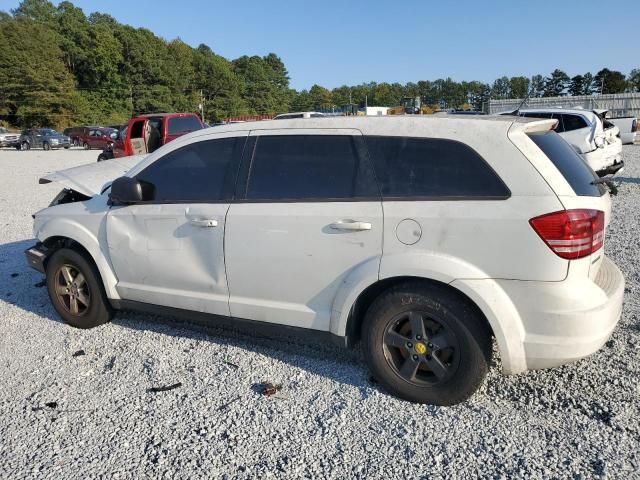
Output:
225,129,383,330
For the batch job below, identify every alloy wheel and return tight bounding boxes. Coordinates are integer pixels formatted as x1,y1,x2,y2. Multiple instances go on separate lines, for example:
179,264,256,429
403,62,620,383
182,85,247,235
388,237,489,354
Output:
383,310,460,386
54,264,91,316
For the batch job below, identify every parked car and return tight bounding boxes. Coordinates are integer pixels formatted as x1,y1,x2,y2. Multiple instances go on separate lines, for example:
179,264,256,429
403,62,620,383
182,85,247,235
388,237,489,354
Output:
274,111,325,119
19,128,71,150
27,115,624,405
606,116,637,145
97,113,203,161
79,127,118,150
63,126,98,147
0,127,20,148
501,108,623,176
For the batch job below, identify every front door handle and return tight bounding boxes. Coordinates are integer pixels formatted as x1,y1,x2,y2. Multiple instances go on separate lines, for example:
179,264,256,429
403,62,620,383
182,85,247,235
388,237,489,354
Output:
329,220,372,231
188,218,218,228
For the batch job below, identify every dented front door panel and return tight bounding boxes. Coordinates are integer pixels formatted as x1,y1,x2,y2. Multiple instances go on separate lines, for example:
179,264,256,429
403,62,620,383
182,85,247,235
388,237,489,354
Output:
106,203,230,316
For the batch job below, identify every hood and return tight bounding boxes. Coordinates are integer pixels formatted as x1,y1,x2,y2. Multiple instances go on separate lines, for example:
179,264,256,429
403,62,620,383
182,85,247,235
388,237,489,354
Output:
39,155,145,197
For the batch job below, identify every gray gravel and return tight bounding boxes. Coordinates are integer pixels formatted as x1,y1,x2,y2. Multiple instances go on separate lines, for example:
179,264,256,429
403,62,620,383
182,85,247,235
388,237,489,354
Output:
1,147,639,479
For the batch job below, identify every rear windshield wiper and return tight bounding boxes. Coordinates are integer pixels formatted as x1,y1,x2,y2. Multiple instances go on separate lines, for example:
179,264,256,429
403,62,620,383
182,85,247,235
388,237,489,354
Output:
591,177,618,196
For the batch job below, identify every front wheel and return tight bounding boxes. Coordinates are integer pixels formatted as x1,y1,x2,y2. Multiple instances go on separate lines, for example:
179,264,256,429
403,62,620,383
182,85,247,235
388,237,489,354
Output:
21,141,30,151
43,142,50,151
363,283,492,405
46,248,113,329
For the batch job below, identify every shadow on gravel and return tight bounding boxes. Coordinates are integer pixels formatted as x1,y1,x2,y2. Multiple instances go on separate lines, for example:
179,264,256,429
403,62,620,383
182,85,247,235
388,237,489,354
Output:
0,239,373,394
0,239,62,323
614,176,640,186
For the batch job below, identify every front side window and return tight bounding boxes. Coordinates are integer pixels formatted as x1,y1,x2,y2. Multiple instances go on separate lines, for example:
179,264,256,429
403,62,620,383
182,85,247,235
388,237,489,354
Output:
365,136,510,198
135,137,243,202
246,135,377,201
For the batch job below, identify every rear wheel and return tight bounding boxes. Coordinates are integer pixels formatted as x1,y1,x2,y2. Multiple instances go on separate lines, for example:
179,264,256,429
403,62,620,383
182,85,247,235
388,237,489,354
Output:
43,142,50,151
21,141,30,151
363,283,491,405
83,142,90,150
46,248,113,329
73,138,79,147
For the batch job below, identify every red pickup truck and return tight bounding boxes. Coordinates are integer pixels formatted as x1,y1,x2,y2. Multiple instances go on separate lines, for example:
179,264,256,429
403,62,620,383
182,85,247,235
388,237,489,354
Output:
97,113,204,161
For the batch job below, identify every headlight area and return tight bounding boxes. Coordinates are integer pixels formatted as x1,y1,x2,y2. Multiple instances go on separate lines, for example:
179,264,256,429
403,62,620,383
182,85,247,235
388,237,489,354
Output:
49,188,91,207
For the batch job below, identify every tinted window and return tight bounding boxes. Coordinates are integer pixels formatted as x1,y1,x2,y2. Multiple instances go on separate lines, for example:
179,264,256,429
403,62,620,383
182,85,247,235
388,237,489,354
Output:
561,114,588,132
130,121,144,139
246,135,377,200
528,131,604,197
365,136,509,198
167,116,203,135
136,137,242,202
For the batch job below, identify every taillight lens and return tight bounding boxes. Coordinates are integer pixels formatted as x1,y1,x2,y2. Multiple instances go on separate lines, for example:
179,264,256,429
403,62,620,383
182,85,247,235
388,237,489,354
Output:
529,209,605,260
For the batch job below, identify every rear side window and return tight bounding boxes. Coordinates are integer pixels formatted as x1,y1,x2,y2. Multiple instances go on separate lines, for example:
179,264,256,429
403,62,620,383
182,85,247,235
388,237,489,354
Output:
167,116,203,135
136,137,243,202
365,136,510,199
560,114,588,132
528,131,604,197
246,135,377,200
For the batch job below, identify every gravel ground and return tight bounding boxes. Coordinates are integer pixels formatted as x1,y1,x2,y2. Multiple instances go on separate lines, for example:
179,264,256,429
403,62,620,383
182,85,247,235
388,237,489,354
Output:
1,147,639,479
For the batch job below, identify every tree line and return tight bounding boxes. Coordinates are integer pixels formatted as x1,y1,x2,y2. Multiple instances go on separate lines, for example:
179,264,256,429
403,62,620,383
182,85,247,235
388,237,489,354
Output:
1,0,639,129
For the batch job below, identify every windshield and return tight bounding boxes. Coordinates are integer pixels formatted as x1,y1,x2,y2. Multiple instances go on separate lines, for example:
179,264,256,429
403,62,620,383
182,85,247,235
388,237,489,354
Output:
0,127,7,134
167,116,203,135
40,129,59,136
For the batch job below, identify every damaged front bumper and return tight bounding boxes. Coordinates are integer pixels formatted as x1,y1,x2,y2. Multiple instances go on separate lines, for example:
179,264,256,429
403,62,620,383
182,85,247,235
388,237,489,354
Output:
25,243,49,274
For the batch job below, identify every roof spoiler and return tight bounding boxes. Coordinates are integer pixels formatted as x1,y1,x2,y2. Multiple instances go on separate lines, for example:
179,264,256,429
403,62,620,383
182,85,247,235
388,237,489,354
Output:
517,118,559,134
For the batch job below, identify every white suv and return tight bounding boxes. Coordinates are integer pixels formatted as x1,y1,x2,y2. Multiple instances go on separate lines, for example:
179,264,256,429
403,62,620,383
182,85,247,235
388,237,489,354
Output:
502,108,624,176
26,116,625,405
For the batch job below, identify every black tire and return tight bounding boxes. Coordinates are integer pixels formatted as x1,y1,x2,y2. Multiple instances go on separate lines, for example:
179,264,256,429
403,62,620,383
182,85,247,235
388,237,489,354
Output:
43,142,50,151
97,153,108,162
45,248,113,329
15,144,21,150
83,142,90,150
21,141,30,151
64,146,70,149
363,282,491,405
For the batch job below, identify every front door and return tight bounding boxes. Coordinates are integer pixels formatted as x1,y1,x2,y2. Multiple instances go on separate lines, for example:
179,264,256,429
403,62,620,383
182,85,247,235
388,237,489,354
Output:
106,131,247,316
225,130,383,331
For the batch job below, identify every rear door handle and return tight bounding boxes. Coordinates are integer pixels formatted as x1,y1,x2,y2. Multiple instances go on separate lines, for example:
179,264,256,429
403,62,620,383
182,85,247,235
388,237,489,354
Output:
329,220,372,231
188,218,218,228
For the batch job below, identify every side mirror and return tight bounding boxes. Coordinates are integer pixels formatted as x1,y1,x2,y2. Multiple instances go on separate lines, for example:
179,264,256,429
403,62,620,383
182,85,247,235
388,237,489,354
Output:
109,176,145,204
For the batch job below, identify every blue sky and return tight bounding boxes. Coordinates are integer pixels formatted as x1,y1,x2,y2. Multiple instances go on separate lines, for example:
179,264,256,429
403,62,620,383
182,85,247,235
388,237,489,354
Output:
3,0,638,90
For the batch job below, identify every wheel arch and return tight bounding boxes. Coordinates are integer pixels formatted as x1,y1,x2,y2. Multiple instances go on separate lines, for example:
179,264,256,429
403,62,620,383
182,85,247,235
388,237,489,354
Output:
38,226,120,300
342,276,494,345
338,275,527,374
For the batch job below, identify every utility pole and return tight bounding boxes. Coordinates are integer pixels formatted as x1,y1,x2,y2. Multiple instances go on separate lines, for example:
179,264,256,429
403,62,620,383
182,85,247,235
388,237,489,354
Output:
199,89,205,122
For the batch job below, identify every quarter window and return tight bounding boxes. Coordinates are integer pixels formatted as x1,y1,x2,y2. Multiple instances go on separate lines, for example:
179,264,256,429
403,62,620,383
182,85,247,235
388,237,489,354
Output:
365,136,510,198
135,137,243,202
246,135,377,201
561,114,588,132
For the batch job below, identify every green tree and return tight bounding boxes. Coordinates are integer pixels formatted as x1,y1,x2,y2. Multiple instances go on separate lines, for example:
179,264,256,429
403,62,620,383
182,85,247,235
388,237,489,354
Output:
629,69,640,92
509,76,529,98
568,75,584,96
594,68,627,94
0,17,84,128
543,69,570,97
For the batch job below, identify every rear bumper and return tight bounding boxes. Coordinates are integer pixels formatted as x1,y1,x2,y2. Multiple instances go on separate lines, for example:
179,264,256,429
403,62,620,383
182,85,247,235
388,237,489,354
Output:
583,144,622,174
500,255,624,371
25,243,49,274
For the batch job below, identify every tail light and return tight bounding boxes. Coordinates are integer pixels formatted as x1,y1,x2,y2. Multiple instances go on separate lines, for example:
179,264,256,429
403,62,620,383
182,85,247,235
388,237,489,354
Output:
529,209,605,260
